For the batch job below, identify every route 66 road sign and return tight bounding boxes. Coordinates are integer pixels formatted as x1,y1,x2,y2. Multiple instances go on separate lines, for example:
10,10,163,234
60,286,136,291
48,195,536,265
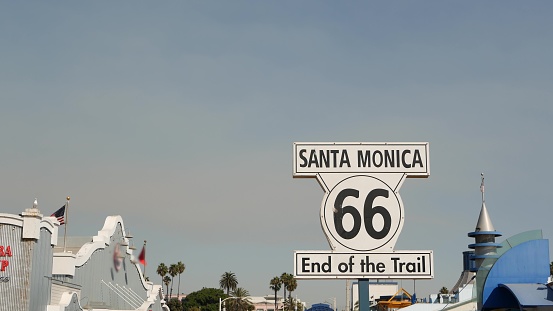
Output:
321,174,404,251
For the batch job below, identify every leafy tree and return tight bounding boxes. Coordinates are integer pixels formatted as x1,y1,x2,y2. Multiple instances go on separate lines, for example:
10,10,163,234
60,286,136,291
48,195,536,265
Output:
169,263,178,298
229,287,253,311
294,299,304,311
220,271,238,295
157,263,168,290
182,287,226,311
270,276,282,311
176,261,186,297
167,297,183,311
163,275,171,299
439,286,449,294
550,261,553,275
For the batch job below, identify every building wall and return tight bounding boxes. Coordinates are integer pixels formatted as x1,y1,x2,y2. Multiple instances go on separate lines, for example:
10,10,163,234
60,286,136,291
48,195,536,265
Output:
0,222,31,311
0,213,56,311
63,223,149,309
51,217,164,311
0,210,164,311
29,228,55,311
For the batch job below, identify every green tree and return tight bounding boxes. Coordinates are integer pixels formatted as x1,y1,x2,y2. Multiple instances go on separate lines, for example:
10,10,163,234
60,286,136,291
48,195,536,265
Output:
550,261,553,276
220,271,238,295
439,286,449,294
157,263,168,292
167,297,183,311
270,276,282,311
182,287,226,311
176,261,186,297
163,275,172,299
229,287,253,311
169,263,178,298
294,299,304,311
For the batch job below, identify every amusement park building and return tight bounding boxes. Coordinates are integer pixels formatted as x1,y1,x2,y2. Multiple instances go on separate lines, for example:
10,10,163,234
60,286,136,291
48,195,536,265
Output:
0,202,167,311
395,186,553,311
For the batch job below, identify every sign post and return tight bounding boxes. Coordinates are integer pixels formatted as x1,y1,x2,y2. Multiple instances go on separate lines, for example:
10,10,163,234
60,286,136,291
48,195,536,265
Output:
292,142,432,311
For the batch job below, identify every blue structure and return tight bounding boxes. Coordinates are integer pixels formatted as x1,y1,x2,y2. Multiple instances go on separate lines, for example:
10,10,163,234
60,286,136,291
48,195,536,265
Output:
393,176,553,311
306,303,334,311
467,176,553,310
476,230,551,310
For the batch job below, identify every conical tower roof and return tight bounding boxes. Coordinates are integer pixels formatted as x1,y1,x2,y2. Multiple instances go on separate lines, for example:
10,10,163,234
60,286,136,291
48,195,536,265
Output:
468,174,502,238
475,201,495,232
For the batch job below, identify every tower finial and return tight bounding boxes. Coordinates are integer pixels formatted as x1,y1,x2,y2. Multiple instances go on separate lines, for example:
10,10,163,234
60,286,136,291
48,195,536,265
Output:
480,173,485,203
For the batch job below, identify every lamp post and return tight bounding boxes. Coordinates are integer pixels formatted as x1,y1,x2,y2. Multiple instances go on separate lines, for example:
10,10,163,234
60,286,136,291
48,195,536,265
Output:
325,297,336,311
219,296,241,311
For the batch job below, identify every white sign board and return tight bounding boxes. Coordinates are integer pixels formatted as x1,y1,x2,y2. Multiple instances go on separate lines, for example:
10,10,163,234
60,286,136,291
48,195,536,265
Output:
293,142,430,252
293,142,430,177
292,141,433,280
294,250,433,279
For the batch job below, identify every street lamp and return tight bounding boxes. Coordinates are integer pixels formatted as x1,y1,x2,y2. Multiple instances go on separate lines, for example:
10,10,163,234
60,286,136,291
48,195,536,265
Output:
219,296,241,311
325,297,336,311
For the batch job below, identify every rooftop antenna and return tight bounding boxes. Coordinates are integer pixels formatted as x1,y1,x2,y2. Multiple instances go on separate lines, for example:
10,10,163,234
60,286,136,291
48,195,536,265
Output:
480,173,485,204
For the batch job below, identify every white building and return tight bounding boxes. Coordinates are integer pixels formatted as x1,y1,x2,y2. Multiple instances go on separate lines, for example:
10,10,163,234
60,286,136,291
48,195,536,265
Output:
0,202,167,311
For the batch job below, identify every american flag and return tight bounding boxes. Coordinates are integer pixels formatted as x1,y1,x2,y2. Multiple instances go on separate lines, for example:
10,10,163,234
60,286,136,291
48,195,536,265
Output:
51,205,65,225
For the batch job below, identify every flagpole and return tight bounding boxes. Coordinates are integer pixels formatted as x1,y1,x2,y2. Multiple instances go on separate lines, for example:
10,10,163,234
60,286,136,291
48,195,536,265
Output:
143,240,147,279
64,196,70,253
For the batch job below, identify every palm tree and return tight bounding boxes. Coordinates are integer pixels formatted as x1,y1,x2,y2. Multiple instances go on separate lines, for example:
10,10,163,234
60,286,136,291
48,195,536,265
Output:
229,287,252,311
176,261,186,298
280,273,293,309
285,277,297,310
157,263,168,288
269,276,282,311
169,263,178,298
220,271,238,295
163,275,171,299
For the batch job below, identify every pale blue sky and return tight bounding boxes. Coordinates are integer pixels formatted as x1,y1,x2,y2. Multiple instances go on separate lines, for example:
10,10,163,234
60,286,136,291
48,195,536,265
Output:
1,1,553,308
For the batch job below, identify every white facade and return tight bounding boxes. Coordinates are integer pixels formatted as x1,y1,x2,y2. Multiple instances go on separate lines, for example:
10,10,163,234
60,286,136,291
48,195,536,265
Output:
0,205,167,311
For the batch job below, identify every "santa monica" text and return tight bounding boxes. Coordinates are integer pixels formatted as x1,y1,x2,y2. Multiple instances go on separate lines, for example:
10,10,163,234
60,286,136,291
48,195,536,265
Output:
298,148,424,169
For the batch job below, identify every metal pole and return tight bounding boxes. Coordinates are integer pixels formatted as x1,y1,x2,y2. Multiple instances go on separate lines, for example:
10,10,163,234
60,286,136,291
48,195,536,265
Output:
143,240,147,279
358,279,369,311
63,196,70,252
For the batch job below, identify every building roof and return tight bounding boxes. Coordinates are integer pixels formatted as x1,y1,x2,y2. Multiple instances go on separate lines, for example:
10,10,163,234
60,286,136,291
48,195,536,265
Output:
475,202,495,232
498,283,553,307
